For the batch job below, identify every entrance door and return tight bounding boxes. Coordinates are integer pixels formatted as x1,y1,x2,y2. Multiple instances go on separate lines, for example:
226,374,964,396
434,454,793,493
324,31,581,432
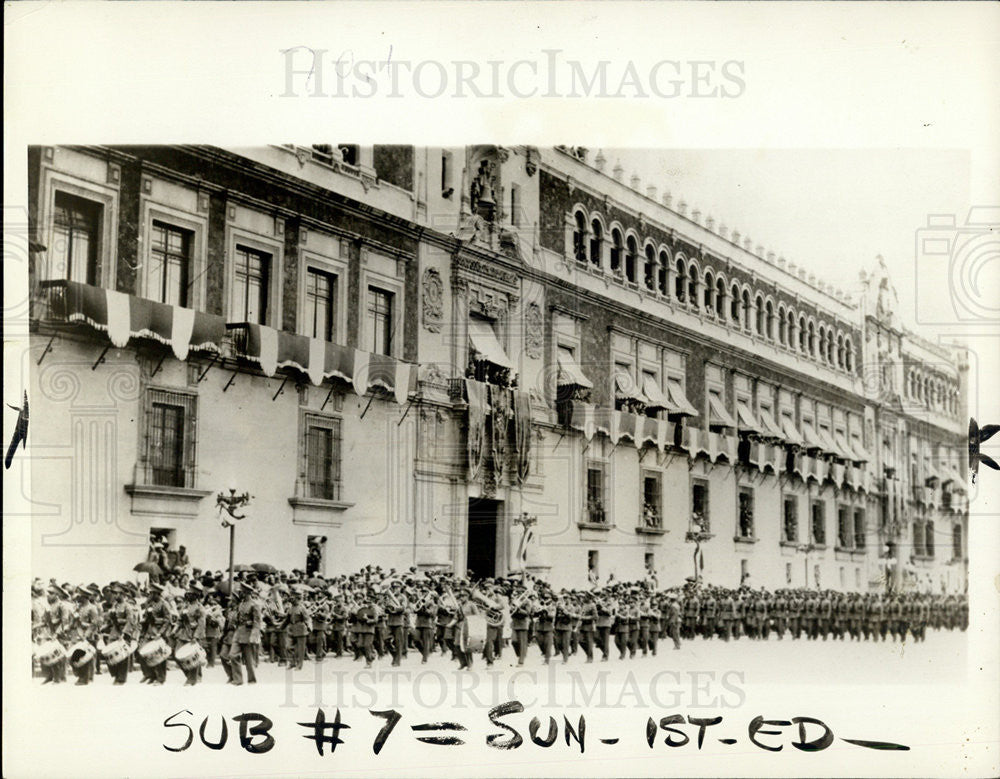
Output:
467,498,500,580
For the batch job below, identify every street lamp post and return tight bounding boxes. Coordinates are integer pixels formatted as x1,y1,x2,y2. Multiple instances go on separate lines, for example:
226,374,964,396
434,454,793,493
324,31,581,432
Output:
798,542,816,589
217,489,253,593
513,512,537,575
686,514,711,584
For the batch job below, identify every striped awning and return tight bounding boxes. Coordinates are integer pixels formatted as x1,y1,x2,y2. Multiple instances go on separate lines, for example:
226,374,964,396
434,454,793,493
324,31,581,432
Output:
43,279,226,360
708,392,737,429
666,377,699,417
557,352,593,388
735,397,762,435
758,406,785,440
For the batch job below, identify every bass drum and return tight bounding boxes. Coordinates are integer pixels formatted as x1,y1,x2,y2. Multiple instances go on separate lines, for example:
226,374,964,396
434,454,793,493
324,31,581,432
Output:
461,614,488,653
101,639,134,666
68,641,96,669
175,642,207,671
138,638,171,667
34,640,66,667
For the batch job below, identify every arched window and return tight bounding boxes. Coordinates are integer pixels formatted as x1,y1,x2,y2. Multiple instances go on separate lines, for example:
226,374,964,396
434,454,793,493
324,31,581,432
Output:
845,339,854,371
778,306,787,345
817,325,827,362
754,294,765,334
715,277,726,318
687,262,698,303
610,228,623,274
730,282,741,322
798,315,807,352
589,218,603,267
573,210,587,262
826,330,835,364
675,259,687,300
765,300,775,340
807,321,816,356
837,334,845,369
625,235,638,283
703,270,714,312
644,244,657,290
658,250,669,295
742,290,752,329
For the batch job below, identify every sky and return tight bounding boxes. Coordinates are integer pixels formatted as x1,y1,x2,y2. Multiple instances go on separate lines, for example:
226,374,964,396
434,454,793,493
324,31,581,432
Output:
610,148,974,338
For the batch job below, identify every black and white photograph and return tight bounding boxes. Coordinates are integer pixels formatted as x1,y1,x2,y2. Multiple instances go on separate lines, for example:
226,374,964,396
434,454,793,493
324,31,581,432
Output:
4,3,998,778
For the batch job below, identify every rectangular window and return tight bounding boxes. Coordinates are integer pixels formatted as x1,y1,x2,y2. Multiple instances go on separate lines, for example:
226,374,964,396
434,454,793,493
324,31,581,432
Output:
645,552,655,572
926,522,935,558
149,220,191,306
510,184,520,227
586,462,606,524
642,470,662,527
853,509,866,549
141,389,196,488
52,191,101,285
367,285,394,355
952,525,962,560
838,505,852,548
588,550,599,578
233,245,270,324
783,496,798,543
737,487,755,539
692,480,709,532
306,417,342,500
785,562,792,585
811,501,826,545
305,268,337,341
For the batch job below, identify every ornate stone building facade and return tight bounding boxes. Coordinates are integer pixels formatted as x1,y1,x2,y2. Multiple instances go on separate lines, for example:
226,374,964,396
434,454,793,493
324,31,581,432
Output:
25,144,968,592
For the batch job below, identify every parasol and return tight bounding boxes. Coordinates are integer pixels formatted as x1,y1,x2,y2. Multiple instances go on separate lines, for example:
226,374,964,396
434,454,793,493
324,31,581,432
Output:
251,562,277,573
133,562,163,575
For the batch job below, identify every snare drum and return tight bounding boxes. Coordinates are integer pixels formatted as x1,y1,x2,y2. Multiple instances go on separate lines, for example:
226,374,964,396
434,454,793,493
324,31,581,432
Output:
462,614,488,653
101,639,134,666
35,640,66,667
138,638,171,667
175,642,206,671
69,641,96,668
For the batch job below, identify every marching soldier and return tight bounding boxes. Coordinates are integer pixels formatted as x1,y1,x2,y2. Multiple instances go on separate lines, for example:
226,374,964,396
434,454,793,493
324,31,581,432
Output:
203,592,224,668
385,580,409,667
175,586,206,685
310,591,330,661
554,590,577,664
232,582,264,684
353,589,378,668
70,588,101,685
665,593,683,650
40,585,74,683
578,593,598,663
138,584,172,685
509,585,534,666
414,587,439,664
534,593,556,664
103,584,139,684
283,591,312,670
595,592,615,662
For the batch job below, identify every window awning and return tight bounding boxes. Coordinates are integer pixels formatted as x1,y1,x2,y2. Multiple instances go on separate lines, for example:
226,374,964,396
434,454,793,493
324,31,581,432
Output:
735,397,762,435
666,377,700,417
708,392,737,429
758,406,785,440
801,419,824,451
557,352,593,388
834,430,856,462
468,318,515,372
642,375,670,410
780,413,803,446
614,371,646,403
849,435,871,464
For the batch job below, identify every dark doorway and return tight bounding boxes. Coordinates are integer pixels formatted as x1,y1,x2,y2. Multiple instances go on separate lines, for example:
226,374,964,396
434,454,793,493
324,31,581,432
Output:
467,498,500,580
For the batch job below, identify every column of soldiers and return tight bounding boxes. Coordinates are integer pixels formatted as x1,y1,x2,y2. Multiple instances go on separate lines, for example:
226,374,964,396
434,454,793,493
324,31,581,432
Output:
31,569,970,685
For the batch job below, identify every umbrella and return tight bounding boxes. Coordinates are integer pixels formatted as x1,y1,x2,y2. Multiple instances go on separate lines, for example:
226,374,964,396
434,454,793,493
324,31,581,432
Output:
251,562,277,573
233,563,254,572
307,577,326,587
133,562,163,575
215,580,233,595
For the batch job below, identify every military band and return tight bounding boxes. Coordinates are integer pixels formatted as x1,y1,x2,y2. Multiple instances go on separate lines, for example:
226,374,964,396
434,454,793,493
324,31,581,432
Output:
30,567,970,685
